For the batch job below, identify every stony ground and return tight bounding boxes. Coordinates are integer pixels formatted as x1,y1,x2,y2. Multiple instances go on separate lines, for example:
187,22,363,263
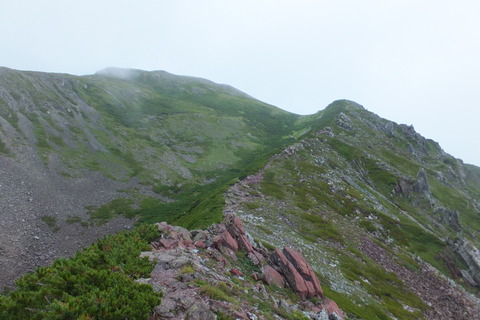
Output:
0,154,153,290
139,216,344,320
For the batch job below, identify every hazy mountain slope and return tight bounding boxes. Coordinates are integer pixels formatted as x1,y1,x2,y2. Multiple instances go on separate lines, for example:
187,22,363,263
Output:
0,67,299,289
226,100,480,319
2,67,480,319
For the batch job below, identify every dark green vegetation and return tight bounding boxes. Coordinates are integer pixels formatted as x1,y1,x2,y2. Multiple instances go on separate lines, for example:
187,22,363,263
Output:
0,225,160,319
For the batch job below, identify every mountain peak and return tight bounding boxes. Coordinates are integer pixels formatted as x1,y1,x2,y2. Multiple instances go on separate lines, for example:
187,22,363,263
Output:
95,66,142,80
326,99,365,111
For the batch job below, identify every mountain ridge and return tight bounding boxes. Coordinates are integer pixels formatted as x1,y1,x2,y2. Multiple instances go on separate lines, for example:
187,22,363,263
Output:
1,67,480,319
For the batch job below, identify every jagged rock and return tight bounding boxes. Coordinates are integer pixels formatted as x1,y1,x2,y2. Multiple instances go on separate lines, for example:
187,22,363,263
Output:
191,229,208,242
248,250,266,265
146,216,342,319
280,299,291,312
213,230,239,252
449,238,480,286
336,112,353,130
393,168,431,198
283,247,323,297
225,213,246,235
237,234,254,252
262,265,286,287
272,248,324,299
382,121,395,135
435,207,461,231
393,178,413,196
414,168,430,194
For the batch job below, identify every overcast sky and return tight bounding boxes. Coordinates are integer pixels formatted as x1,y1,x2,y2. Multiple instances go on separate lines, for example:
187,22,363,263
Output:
1,1,479,165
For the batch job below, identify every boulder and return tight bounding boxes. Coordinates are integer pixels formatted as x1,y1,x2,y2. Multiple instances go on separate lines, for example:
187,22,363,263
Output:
262,265,285,287
237,234,254,252
220,230,239,252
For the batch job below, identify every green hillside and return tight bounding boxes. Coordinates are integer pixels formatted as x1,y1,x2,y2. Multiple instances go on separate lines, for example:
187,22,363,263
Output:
1,68,480,319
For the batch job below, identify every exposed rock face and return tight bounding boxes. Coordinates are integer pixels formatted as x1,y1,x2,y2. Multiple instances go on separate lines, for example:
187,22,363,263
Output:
393,168,431,197
415,168,430,194
142,215,342,319
434,207,461,232
449,238,480,287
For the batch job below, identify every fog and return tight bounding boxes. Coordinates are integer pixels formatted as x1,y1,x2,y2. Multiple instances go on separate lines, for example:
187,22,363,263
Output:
1,0,479,165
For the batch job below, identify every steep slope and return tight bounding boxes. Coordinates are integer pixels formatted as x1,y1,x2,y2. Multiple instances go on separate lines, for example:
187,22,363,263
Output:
0,67,299,289
226,100,480,319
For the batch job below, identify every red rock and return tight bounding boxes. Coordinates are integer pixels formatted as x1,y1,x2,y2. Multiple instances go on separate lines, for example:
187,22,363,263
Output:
237,234,254,252
194,240,207,249
272,248,324,298
272,248,309,298
230,268,244,277
182,239,196,250
221,230,239,252
224,214,246,235
248,250,266,265
321,298,345,319
283,247,310,276
262,265,286,287
159,239,178,250
283,247,324,298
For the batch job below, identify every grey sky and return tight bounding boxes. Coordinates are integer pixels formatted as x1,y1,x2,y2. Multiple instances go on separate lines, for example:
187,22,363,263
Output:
2,0,479,165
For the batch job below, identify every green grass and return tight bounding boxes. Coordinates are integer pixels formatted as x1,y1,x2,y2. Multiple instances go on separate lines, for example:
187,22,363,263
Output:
66,216,82,224
338,254,427,319
199,283,234,303
40,216,60,232
261,170,285,200
297,211,344,243
87,198,136,225
0,138,10,155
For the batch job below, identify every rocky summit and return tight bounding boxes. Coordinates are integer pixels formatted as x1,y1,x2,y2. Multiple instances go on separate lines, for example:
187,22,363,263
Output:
1,67,480,319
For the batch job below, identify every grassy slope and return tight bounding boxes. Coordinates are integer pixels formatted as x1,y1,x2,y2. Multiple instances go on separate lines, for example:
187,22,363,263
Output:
232,100,480,319
0,67,300,227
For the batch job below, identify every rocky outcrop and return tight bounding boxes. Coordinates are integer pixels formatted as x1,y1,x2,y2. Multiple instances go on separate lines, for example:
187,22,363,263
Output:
272,248,324,299
415,168,430,194
141,214,343,319
449,238,480,287
393,168,431,197
434,207,461,232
